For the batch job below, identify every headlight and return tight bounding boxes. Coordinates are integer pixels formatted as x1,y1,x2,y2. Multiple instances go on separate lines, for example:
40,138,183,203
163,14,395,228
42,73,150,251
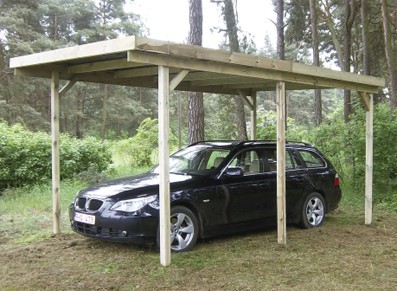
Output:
110,195,157,212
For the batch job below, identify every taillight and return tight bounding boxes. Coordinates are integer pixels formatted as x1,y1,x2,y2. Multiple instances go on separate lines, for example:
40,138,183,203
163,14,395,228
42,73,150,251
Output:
334,173,340,187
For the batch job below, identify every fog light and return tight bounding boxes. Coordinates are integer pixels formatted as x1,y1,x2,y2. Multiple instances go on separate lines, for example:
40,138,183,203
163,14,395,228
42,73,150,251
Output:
121,231,128,237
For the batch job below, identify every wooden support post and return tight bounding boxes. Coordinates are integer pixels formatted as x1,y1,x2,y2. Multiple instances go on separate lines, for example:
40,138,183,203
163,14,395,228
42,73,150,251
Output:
365,94,373,224
158,66,171,266
276,82,286,244
51,71,61,234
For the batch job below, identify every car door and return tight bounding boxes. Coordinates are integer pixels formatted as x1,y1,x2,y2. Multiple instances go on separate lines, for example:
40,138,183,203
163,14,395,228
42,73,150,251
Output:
262,147,307,220
218,148,275,224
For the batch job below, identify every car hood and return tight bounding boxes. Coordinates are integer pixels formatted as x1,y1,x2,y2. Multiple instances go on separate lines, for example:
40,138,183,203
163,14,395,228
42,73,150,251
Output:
78,171,196,199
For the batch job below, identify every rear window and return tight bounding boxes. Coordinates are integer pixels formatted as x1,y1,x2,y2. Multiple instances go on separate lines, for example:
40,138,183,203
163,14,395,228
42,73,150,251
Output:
298,150,326,168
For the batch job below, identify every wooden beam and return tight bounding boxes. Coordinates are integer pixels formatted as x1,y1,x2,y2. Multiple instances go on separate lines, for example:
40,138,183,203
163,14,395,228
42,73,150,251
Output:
170,69,189,92
183,72,233,81
134,37,385,87
292,62,384,88
59,79,77,97
238,90,254,111
158,66,171,266
114,66,159,78
14,65,68,78
51,71,61,235
68,59,142,74
365,94,373,224
10,36,137,68
127,51,381,93
276,81,286,244
191,76,262,87
358,91,370,111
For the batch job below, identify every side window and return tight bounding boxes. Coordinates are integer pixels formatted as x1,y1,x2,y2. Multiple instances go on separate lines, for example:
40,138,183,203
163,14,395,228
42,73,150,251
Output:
264,149,277,171
229,150,262,175
286,152,296,170
263,149,296,171
206,150,230,169
298,150,325,168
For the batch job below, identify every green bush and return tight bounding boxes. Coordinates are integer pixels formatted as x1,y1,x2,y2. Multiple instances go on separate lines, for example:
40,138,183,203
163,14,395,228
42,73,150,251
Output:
0,121,111,190
309,103,397,204
112,118,178,167
257,110,308,141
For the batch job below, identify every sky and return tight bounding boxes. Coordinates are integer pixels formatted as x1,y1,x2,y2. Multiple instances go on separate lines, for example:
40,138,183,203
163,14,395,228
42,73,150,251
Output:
128,0,277,50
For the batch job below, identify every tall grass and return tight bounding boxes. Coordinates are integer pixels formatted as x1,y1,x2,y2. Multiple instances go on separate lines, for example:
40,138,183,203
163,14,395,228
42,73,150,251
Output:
0,162,150,244
0,180,85,242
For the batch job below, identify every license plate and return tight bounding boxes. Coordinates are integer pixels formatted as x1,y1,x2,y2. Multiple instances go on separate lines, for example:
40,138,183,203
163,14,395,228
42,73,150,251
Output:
74,212,95,225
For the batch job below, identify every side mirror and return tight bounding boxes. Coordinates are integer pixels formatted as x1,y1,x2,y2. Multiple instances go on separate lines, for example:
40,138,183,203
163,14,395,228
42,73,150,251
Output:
224,166,244,177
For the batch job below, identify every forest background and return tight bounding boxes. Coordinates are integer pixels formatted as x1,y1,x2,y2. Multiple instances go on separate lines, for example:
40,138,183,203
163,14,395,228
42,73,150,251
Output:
0,0,397,208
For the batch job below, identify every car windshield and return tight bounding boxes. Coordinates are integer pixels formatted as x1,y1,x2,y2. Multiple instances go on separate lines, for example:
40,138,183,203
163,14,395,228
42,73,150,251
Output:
153,145,230,176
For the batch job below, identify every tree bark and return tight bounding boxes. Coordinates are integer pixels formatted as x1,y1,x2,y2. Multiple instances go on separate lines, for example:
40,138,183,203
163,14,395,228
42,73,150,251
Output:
361,0,370,76
224,0,247,140
320,0,345,71
224,0,240,52
381,0,397,108
187,0,205,144
309,0,322,126
101,84,108,138
276,0,285,60
343,0,356,122
76,89,83,138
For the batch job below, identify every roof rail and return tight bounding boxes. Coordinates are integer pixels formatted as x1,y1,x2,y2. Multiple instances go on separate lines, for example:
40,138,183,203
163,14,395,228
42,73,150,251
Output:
242,140,312,147
189,140,313,147
189,140,244,146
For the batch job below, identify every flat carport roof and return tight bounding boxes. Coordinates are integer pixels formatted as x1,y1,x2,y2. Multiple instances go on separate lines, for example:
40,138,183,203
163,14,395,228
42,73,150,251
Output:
9,36,385,266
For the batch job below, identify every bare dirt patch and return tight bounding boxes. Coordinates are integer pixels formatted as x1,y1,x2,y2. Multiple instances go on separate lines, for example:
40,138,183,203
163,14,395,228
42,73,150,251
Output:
1,207,396,290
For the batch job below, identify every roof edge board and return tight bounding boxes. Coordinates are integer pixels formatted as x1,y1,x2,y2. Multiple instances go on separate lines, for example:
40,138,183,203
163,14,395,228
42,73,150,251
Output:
135,36,385,88
10,36,137,68
127,50,382,93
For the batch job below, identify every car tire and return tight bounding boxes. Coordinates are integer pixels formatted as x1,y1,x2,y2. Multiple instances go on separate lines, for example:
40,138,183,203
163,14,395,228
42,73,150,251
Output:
299,192,326,229
156,206,199,253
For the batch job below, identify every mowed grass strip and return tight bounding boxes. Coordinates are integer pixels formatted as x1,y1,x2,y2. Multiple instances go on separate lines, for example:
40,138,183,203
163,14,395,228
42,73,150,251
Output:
0,197,396,290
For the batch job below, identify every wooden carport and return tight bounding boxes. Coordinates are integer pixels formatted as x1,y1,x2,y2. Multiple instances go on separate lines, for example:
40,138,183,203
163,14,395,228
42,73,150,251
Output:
9,36,385,266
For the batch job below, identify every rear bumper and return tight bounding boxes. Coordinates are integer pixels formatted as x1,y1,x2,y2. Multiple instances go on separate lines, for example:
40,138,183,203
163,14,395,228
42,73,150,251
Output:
327,188,342,212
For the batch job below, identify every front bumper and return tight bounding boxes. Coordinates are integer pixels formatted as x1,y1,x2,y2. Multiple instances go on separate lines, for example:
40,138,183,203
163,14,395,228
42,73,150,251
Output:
69,204,158,244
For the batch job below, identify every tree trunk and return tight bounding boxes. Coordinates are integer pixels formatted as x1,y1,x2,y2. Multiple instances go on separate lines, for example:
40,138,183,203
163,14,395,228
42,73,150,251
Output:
361,0,370,76
320,1,345,71
309,0,322,126
275,0,285,60
76,90,83,138
101,84,108,138
343,0,356,122
381,0,397,108
187,0,205,144
224,0,240,52
224,0,247,140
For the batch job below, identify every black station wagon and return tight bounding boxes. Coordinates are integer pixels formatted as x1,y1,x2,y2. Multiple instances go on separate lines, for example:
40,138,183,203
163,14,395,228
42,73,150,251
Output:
69,141,341,252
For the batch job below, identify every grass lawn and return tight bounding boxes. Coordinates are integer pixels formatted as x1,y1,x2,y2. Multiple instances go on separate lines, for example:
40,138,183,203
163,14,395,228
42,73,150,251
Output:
0,180,396,290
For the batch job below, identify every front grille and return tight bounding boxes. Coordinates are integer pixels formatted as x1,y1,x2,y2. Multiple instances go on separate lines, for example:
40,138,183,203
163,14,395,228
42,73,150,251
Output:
88,199,103,211
77,197,86,209
73,222,122,237
75,198,104,211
